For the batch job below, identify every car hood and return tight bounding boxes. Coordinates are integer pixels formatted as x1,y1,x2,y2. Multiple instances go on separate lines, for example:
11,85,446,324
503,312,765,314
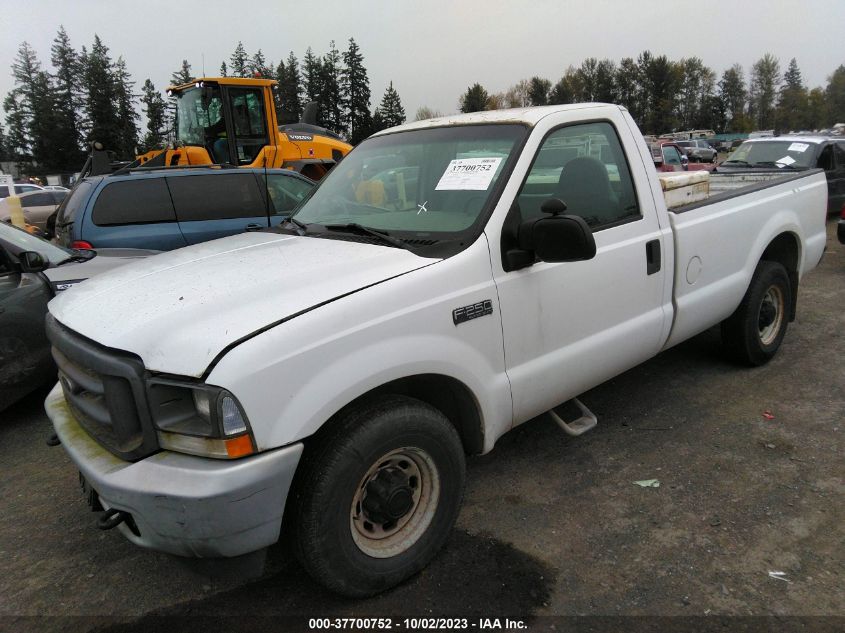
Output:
43,249,159,291
49,232,434,376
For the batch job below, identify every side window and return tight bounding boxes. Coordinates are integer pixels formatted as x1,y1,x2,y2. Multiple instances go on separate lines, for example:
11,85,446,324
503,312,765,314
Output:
92,179,176,226
264,174,314,216
664,147,683,166
835,143,845,169
168,173,265,221
817,145,834,171
228,88,268,165
21,193,52,207
16,185,39,194
517,121,640,229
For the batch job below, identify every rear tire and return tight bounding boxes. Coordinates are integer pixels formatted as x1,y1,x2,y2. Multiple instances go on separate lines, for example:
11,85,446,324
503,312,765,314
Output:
721,261,792,366
292,395,465,597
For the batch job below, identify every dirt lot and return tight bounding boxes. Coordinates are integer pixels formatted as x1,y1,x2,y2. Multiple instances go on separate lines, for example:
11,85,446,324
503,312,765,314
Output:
1,221,843,632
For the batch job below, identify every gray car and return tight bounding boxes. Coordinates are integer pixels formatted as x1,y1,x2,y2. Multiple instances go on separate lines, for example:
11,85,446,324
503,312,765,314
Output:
675,139,718,163
0,222,156,410
0,189,67,230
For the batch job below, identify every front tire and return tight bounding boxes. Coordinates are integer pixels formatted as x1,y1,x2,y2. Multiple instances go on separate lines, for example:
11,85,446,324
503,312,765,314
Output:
721,261,792,366
292,395,466,597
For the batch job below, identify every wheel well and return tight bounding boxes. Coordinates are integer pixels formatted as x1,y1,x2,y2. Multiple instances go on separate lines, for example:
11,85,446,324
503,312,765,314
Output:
330,375,485,455
760,233,800,320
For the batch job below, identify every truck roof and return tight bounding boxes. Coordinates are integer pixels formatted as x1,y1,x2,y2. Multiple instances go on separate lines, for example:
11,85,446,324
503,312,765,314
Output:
374,102,624,136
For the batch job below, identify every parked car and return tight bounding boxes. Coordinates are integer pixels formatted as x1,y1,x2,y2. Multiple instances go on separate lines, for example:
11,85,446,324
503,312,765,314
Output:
46,104,826,597
0,183,45,198
718,136,845,213
675,139,717,163
0,221,156,411
650,141,689,171
0,189,67,230
43,185,70,192
54,167,315,251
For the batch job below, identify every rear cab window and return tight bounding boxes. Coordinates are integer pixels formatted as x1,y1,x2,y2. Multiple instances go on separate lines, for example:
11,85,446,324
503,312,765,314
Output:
167,172,265,221
92,178,176,226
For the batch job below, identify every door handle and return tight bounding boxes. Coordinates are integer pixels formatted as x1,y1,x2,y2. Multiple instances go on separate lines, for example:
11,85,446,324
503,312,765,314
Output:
244,223,263,232
645,239,661,275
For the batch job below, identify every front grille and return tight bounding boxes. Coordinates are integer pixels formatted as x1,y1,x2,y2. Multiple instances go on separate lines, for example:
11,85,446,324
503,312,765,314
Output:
46,314,160,461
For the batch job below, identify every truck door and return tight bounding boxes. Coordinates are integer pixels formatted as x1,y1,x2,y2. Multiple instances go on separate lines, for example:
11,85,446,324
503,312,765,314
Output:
493,119,669,425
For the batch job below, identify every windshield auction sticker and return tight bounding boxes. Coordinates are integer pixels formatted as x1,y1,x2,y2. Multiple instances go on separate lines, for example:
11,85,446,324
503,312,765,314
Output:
436,157,503,190
787,142,810,153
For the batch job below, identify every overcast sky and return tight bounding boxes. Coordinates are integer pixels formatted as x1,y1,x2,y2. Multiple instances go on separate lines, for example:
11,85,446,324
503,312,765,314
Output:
1,0,844,119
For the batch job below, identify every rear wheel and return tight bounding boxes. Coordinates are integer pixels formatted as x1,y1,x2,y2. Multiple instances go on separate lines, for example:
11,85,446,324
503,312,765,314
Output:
721,261,792,366
292,395,465,597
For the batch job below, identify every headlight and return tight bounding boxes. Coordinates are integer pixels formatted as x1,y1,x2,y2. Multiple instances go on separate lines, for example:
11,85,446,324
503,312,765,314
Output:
147,380,256,459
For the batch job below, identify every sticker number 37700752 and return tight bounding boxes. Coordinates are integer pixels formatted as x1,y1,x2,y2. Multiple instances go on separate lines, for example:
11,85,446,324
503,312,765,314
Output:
436,157,503,191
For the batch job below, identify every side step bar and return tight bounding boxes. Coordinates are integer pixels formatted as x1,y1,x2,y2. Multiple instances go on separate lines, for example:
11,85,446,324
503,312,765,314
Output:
548,398,598,436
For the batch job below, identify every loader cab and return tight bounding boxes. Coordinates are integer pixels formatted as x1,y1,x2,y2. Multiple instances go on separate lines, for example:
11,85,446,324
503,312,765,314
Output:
172,80,272,167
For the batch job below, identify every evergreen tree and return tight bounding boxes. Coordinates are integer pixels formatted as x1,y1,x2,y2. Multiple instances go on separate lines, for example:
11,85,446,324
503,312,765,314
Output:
171,59,194,85
0,121,6,161
249,49,271,78
719,64,749,132
371,107,386,134
3,92,28,163
549,68,580,106
319,41,344,134
637,51,678,134
82,35,121,151
140,79,167,151
527,76,551,106
576,58,599,100
806,87,828,130
113,56,139,158
776,58,808,131
230,41,249,77
341,38,372,144
219,61,227,77
278,52,303,124
459,83,489,113
378,81,405,128
676,57,715,130
748,53,780,130
50,26,84,169
303,47,322,104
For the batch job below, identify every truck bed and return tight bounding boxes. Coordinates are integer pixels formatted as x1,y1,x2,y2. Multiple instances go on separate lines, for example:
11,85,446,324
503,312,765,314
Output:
661,169,828,349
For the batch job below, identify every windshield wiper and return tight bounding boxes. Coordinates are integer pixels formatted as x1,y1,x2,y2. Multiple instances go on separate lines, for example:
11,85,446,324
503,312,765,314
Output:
722,159,752,166
752,161,797,169
283,216,309,235
324,223,414,251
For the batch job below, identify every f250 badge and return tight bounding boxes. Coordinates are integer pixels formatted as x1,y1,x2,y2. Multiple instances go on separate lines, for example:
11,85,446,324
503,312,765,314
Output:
452,299,493,326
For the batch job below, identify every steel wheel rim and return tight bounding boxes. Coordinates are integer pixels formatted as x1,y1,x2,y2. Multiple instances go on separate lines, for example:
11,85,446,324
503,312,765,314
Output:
758,285,785,346
350,447,440,558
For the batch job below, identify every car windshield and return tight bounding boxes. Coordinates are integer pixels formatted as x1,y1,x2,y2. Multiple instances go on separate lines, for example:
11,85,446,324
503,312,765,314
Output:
0,221,71,265
175,85,224,147
292,124,527,240
724,140,818,168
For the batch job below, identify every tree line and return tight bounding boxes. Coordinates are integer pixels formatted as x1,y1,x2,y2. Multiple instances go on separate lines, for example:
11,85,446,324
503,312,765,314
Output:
456,52,845,136
1,30,407,174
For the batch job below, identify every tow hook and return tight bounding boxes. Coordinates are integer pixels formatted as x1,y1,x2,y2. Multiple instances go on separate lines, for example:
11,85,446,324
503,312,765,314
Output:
97,508,129,531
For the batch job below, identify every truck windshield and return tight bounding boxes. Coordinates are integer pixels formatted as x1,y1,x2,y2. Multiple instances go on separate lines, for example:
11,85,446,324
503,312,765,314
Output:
175,85,224,147
724,140,818,168
291,124,527,241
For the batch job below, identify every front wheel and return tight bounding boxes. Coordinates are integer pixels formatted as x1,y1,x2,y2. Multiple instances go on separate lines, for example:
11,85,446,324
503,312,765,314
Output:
292,395,466,597
721,260,792,366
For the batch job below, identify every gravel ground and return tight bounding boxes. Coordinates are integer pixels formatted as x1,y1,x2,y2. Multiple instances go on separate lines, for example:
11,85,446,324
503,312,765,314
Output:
1,220,842,633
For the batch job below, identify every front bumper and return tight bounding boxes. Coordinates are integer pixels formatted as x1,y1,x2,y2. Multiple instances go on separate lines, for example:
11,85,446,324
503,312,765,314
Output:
45,383,303,558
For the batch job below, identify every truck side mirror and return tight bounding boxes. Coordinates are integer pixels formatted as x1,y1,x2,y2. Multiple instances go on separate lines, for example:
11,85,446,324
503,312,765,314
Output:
509,199,596,267
19,250,49,273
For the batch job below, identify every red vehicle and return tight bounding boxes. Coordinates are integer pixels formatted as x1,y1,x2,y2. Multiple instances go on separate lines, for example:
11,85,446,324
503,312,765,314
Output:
650,141,715,172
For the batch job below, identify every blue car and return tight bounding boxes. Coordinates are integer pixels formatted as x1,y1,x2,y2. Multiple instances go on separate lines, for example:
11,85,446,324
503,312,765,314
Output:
54,167,314,251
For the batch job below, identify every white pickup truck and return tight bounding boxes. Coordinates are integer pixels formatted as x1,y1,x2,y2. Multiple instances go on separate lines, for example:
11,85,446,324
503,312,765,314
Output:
45,104,827,597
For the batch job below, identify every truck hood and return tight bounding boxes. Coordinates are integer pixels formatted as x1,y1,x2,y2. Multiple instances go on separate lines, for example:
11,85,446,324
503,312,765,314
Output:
49,232,435,376
44,248,158,292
